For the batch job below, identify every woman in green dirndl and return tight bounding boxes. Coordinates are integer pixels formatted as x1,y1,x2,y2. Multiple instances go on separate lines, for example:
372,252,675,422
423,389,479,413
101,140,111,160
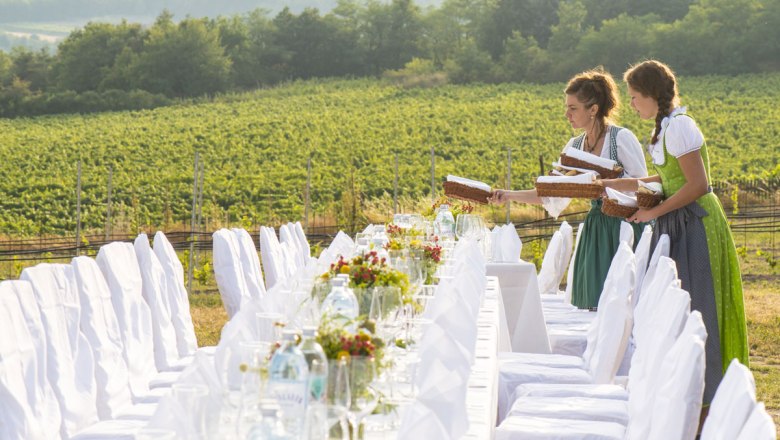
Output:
491,68,648,309
603,60,749,412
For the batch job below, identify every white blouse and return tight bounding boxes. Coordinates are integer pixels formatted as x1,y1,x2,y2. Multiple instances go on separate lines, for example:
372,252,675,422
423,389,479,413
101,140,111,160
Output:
647,107,705,165
563,126,648,178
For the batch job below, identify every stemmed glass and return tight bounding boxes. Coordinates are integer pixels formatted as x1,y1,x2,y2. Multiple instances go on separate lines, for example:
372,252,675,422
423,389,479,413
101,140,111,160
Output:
347,357,379,439
327,357,351,439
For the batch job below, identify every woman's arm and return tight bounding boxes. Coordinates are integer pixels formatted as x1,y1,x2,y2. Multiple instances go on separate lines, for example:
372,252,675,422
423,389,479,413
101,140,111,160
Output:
489,189,542,205
627,151,709,222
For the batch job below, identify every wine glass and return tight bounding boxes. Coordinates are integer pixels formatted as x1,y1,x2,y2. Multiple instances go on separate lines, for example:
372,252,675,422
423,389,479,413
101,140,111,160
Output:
455,214,474,240
327,357,350,439
347,357,379,439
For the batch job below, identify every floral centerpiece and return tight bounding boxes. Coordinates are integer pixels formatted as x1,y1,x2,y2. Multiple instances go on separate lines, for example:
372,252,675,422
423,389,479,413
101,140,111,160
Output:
319,250,411,315
423,196,475,220
384,223,443,285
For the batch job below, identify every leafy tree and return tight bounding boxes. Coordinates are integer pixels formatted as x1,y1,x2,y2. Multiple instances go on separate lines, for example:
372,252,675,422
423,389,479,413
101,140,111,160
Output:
478,0,560,59
52,21,145,93
9,47,52,92
546,0,588,80
133,13,232,97
574,13,659,77
359,0,424,74
445,38,494,83
494,32,550,82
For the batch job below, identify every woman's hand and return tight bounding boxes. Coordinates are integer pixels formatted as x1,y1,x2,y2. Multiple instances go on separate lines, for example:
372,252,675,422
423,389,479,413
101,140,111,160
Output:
627,207,658,223
489,190,511,205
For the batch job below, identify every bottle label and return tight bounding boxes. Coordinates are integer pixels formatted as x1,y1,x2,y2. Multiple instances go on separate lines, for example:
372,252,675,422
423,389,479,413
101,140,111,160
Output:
268,379,308,417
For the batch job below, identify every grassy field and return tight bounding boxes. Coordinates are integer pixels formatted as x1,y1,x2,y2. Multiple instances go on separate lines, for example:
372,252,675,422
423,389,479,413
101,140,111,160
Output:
188,231,780,431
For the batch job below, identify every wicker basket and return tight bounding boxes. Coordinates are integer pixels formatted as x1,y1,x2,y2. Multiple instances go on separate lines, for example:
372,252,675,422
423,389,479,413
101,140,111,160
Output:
601,197,638,218
637,192,663,209
443,181,491,204
560,154,623,179
535,182,604,199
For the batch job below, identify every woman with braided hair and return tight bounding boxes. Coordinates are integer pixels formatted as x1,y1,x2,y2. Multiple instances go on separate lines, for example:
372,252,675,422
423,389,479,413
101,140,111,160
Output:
490,68,648,309
602,60,748,412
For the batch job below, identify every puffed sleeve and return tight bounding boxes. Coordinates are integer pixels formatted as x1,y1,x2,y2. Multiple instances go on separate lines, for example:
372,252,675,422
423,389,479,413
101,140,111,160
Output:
615,128,648,178
665,116,705,158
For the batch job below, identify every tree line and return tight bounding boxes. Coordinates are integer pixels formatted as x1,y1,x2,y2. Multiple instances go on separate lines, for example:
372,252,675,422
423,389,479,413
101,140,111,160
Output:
0,0,778,118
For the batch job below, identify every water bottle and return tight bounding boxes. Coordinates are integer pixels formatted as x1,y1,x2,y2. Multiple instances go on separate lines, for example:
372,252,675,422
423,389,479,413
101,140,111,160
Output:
299,327,328,404
267,330,309,438
434,204,456,239
321,277,358,324
336,274,360,314
246,399,289,440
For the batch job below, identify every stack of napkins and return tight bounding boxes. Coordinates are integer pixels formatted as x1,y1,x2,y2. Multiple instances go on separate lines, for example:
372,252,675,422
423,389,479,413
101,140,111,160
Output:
563,146,619,170
605,187,638,207
491,224,522,263
446,174,492,192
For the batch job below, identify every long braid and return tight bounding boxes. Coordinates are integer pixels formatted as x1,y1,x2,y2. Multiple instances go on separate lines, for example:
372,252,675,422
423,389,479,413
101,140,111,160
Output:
652,88,674,145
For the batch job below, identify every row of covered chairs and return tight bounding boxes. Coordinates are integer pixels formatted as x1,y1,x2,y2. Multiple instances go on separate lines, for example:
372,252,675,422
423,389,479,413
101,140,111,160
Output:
495,220,775,439
0,232,202,439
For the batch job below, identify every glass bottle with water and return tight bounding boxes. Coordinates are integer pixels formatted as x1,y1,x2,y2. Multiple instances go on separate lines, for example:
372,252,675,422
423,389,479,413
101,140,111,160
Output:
267,330,309,438
336,274,360,315
246,399,290,440
299,327,328,404
321,277,358,324
434,204,456,239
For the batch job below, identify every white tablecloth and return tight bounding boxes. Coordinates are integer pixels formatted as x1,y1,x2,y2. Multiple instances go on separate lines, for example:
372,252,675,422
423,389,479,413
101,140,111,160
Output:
486,261,550,354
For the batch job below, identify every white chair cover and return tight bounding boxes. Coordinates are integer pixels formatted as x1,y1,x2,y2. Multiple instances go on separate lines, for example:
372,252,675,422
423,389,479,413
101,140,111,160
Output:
293,222,311,263
645,311,707,440
97,242,157,400
619,221,635,247
640,234,670,296
537,224,573,295
71,256,133,420
736,402,777,440
701,359,757,440
152,231,198,358
232,228,266,300
279,223,301,269
259,226,283,289
0,281,57,440
558,221,574,284
496,416,625,440
564,222,584,304
631,225,654,309
627,282,690,440
506,396,628,425
212,228,250,318
134,234,181,371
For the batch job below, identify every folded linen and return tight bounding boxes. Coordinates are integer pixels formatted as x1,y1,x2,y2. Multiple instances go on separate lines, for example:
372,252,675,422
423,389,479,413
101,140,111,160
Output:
537,172,597,184
563,146,618,170
446,174,492,192
605,187,638,207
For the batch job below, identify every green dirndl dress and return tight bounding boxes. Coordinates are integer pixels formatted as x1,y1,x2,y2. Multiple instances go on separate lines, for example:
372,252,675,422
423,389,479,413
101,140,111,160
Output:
570,126,645,309
652,114,749,394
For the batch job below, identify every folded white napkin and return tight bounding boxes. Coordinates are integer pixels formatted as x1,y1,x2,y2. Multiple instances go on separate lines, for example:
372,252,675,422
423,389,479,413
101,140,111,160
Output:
446,174,492,192
418,323,474,378
537,172,597,184
496,224,522,263
414,358,471,439
564,146,619,170
605,187,638,207
397,401,450,439
639,180,663,194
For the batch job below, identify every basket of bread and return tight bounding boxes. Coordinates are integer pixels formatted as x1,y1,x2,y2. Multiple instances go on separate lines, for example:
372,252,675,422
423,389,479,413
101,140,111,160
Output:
443,175,492,204
637,181,664,209
535,170,603,199
601,187,639,218
559,146,623,179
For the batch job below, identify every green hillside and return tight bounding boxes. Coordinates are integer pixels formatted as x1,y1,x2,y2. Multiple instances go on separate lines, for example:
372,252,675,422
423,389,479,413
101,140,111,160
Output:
1,74,778,236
